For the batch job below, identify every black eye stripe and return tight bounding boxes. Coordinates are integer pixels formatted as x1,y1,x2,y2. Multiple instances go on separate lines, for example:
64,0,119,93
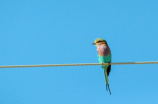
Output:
96,41,103,43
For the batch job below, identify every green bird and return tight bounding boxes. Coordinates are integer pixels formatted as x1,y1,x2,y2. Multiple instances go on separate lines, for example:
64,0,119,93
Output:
92,38,112,95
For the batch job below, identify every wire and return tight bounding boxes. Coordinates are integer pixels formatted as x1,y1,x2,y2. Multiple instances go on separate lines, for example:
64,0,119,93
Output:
0,61,158,68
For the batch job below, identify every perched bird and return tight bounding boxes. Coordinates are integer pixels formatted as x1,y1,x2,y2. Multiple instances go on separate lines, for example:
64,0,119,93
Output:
92,38,112,95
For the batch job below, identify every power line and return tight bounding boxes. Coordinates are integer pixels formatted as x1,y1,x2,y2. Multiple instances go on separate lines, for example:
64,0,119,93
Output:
0,61,158,68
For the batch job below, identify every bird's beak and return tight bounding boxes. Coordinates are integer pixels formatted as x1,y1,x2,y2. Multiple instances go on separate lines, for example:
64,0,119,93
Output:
92,42,96,45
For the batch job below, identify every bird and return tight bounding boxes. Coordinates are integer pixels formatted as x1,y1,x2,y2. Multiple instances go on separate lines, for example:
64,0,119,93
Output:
92,38,112,95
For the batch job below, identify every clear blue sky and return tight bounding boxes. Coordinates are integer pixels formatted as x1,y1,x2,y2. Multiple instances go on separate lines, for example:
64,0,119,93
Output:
0,0,158,104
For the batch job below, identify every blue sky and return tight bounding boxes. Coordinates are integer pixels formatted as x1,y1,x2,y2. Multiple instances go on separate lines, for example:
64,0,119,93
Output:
0,0,158,104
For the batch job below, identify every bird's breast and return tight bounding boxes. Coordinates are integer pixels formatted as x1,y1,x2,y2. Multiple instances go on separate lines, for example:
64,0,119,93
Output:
97,45,111,56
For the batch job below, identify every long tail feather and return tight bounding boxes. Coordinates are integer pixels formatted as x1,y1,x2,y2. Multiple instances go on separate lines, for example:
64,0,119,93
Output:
104,69,111,95
104,70,109,84
106,84,111,95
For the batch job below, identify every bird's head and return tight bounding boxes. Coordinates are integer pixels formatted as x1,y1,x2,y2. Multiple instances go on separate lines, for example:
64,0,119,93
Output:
92,38,107,46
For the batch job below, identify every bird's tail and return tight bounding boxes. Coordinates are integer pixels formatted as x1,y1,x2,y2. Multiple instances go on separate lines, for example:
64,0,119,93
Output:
104,70,111,95
106,84,111,95
104,70,109,84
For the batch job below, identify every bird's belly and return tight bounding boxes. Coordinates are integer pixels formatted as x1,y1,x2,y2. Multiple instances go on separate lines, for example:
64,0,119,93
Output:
98,54,111,63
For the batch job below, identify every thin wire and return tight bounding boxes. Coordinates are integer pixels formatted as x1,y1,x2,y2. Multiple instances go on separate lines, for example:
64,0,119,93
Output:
0,61,158,68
